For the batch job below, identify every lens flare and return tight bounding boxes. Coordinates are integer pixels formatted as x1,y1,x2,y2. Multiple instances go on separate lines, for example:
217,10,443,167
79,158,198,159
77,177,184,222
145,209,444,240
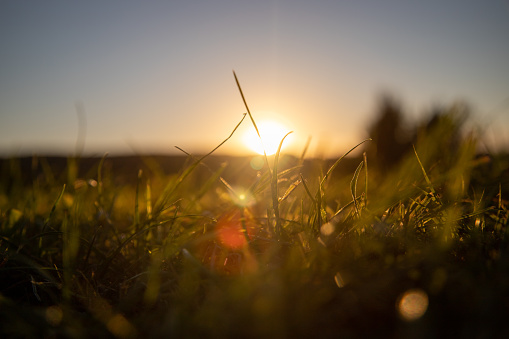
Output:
216,209,255,250
229,187,255,207
250,156,264,170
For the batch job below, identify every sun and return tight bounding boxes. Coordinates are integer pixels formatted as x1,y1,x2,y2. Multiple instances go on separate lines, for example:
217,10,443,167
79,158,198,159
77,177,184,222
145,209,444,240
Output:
243,120,292,156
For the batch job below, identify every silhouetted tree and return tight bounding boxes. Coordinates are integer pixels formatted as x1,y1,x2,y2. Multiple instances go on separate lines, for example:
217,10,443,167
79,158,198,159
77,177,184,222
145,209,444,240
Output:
366,95,412,173
366,95,473,174
415,103,469,153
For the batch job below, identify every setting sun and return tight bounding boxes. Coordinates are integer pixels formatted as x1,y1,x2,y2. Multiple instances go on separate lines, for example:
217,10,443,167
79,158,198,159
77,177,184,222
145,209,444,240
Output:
243,120,293,156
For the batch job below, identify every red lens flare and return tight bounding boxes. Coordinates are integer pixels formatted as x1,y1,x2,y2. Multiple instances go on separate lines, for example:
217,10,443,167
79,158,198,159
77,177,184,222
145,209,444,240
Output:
215,208,255,250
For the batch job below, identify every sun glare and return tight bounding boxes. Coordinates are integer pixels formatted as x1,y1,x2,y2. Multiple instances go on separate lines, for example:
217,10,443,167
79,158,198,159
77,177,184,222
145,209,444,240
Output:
243,120,292,156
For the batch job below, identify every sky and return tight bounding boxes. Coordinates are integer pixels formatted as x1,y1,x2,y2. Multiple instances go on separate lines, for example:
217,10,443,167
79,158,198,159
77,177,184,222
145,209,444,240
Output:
1,0,508,158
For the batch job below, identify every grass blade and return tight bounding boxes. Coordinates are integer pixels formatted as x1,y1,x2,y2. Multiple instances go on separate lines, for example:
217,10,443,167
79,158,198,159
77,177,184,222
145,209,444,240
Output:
350,161,364,217
153,113,247,217
272,131,293,238
43,184,66,232
233,70,272,177
320,138,371,189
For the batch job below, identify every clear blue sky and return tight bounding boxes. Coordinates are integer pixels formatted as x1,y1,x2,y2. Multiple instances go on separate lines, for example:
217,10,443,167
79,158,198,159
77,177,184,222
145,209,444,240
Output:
1,0,508,157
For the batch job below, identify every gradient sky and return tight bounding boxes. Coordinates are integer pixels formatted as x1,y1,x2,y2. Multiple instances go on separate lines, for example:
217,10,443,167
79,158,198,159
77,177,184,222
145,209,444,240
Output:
1,0,508,157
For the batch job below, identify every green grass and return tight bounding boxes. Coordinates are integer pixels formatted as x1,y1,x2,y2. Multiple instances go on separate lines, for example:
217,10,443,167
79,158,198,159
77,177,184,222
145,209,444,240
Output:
1,81,509,338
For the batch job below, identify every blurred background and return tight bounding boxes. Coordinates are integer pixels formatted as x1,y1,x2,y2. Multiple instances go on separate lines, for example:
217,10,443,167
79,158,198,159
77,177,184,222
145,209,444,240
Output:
1,0,508,158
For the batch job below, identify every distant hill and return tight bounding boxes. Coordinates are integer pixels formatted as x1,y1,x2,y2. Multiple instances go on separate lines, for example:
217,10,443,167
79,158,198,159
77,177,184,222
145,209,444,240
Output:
0,154,363,187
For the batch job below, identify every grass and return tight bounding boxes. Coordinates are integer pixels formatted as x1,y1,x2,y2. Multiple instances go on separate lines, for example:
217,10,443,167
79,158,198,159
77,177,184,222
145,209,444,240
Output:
1,78,509,338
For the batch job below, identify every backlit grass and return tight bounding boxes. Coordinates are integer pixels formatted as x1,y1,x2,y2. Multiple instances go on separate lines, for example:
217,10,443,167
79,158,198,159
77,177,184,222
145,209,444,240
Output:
1,77,508,338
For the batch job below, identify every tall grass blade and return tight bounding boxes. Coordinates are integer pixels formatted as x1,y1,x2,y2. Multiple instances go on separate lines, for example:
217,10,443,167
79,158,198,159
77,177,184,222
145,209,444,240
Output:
319,138,371,191
153,113,246,217
413,145,442,206
146,177,152,220
299,135,312,165
97,153,108,199
363,151,368,205
272,131,293,238
299,174,316,203
233,70,272,177
279,179,301,203
350,161,364,217
134,169,142,229
43,184,66,232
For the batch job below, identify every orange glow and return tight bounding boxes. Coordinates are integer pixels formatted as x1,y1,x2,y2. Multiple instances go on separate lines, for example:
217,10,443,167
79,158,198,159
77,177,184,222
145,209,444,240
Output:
215,208,255,250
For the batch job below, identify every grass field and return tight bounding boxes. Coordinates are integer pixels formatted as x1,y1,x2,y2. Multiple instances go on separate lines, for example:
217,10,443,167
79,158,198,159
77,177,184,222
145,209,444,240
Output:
1,93,509,338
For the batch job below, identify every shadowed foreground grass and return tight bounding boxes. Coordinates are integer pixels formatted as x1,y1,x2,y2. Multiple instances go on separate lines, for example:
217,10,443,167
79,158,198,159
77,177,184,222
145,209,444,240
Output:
1,111,509,338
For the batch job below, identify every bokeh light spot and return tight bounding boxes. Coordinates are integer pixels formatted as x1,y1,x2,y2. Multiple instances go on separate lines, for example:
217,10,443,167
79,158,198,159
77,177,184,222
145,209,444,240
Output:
397,288,429,321
45,305,63,326
107,313,136,338
250,156,264,170
320,222,335,236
